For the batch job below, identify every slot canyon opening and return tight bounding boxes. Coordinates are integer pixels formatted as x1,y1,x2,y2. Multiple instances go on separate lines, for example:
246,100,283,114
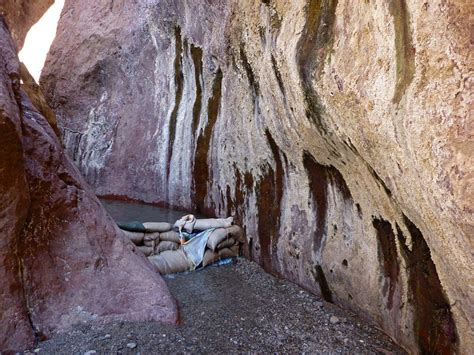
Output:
1,0,470,353
19,0,64,82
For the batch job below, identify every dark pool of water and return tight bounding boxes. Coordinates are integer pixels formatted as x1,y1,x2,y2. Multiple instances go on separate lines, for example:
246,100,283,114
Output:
100,199,199,225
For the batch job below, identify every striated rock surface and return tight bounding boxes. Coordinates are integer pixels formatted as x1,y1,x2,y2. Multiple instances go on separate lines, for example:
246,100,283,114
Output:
0,17,177,352
41,0,473,353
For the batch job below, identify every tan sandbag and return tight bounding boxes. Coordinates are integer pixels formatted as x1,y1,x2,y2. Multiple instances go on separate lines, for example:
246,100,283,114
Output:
159,230,181,243
143,232,160,247
137,245,154,256
121,230,145,245
216,237,236,250
148,250,192,275
207,225,244,251
143,222,172,232
202,249,220,267
218,245,239,258
156,241,179,253
194,216,233,231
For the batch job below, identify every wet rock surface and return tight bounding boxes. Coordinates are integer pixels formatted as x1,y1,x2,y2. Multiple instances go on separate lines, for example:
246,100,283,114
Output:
33,259,404,354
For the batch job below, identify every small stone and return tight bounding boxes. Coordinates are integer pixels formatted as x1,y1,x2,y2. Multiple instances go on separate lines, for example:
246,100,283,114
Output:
330,316,339,324
104,334,111,338
84,351,97,355
33,349,41,353
127,342,137,349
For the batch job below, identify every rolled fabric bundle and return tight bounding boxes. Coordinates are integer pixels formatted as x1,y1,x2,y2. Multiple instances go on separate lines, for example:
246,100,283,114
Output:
143,222,172,232
156,241,179,253
148,250,192,275
207,225,244,251
143,232,160,247
216,237,236,250
159,230,181,243
121,230,145,245
137,245,154,256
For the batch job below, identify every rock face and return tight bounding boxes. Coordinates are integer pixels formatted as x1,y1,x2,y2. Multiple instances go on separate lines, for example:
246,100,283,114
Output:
41,0,473,353
0,0,54,50
0,17,177,352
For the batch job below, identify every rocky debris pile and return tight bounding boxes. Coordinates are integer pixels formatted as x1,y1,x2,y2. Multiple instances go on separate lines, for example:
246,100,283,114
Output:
120,218,245,274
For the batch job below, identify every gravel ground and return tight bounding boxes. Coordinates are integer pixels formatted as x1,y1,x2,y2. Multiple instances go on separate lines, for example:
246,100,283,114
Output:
27,258,404,354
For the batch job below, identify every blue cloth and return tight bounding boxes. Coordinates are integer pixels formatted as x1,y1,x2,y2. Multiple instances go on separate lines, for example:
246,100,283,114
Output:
181,228,215,270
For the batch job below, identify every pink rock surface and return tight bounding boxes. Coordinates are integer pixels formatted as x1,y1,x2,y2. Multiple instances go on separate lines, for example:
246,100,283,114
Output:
0,17,177,352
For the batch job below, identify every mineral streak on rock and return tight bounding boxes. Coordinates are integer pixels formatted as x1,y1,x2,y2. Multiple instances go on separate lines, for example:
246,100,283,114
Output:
40,0,473,352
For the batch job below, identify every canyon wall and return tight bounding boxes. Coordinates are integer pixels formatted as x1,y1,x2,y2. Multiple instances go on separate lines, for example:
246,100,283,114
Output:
0,8,177,351
41,0,473,353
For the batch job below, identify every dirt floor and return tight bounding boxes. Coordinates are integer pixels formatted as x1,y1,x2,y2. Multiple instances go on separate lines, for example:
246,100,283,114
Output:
29,258,405,354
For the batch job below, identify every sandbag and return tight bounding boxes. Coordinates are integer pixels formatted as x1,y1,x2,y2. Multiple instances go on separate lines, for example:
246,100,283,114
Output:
148,250,192,275
137,245,154,256
173,215,234,233
194,217,233,231
118,221,146,232
202,249,220,267
218,245,239,258
143,232,160,247
159,230,181,243
143,222,172,232
156,241,179,253
202,245,239,267
121,230,145,245
216,237,236,250
207,225,244,251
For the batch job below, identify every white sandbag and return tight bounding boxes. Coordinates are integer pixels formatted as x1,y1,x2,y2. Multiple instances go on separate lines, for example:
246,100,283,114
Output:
174,215,234,233
194,216,233,231
159,230,181,243
217,237,236,250
148,250,192,275
207,225,244,251
137,245,154,256
156,241,179,253
143,222,172,232
121,230,145,245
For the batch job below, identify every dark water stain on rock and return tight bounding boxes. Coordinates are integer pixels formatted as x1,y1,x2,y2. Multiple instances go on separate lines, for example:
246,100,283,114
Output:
372,217,399,310
389,0,415,104
190,44,203,137
271,54,286,97
311,264,334,303
303,151,352,255
166,27,184,180
255,130,284,274
396,216,457,353
193,68,223,216
239,43,260,108
296,0,338,133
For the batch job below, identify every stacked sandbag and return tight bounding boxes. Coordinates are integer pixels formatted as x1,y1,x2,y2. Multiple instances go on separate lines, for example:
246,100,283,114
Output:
120,218,244,275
